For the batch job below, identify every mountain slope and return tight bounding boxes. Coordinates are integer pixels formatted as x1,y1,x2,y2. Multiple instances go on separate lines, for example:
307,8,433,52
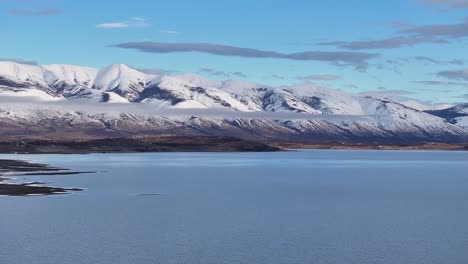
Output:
426,104,468,130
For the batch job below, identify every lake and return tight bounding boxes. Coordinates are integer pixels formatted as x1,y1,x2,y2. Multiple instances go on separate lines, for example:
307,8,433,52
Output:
1,150,468,264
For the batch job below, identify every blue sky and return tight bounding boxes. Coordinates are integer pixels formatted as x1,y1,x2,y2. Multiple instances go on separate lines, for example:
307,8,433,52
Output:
1,0,468,103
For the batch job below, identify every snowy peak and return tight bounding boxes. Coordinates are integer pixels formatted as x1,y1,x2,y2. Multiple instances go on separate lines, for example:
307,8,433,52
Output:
0,61,46,86
43,64,98,87
93,64,154,101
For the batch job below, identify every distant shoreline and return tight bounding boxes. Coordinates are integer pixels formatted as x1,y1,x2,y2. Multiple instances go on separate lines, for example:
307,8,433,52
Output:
0,135,466,154
273,142,468,151
0,136,281,154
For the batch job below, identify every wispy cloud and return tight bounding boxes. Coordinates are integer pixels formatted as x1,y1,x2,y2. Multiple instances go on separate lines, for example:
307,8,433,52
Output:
411,56,464,65
112,41,379,69
297,74,341,81
8,8,62,16
137,68,177,76
414,80,468,86
360,89,415,96
436,68,468,81
96,23,129,29
400,19,468,39
199,68,247,78
319,17,468,50
382,56,464,72
318,36,447,50
97,17,151,29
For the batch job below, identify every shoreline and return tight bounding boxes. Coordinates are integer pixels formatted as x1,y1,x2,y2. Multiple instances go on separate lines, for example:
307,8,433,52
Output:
272,142,468,151
0,159,91,196
0,136,281,154
0,136,466,154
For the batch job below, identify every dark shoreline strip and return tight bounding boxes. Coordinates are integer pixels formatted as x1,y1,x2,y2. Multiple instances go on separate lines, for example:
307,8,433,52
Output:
0,159,88,196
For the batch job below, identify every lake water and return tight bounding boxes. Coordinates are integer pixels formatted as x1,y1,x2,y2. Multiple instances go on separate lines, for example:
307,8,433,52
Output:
1,150,468,264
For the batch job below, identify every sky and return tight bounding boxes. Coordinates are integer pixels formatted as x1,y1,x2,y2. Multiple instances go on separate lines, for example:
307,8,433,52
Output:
1,0,468,104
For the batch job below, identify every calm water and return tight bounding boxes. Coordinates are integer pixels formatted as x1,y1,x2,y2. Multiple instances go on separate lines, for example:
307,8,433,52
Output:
1,150,468,264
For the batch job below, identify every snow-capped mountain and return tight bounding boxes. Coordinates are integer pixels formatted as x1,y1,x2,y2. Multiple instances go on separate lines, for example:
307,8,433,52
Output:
426,104,468,130
0,60,466,142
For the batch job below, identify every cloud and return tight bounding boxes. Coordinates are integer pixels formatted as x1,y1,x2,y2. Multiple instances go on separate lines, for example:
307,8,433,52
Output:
97,23,129,29
319,18,468,51
400,20,468,39
297,74,341,81
112,41,379,69
411,56,464,65
363,89,415,95
137,68,177,76
421,0,468,10
0,97,373,122
97,17,151,29
8,8,62,16
0,58,37,65
199,68,227,76
436,68,468,80
199,68,247,78
231,72,247,78
381,56,463,72
414,80,468,86
318,36,447,50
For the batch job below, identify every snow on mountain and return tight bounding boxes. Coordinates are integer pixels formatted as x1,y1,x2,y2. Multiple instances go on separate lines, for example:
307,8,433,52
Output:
426,104,468,130
398,100,450,111
143,75,254,111
173,100,208,109
359,90,450,112
93,64,154,101
453,104,468,115
101,92,129,103
455,117,468,130
288,84,365,115
0,61,46,85
0,60,467,142
43,64,98,87
359,96,464,137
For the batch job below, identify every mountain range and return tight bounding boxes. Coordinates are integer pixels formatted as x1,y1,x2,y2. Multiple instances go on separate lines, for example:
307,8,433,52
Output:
0,61,467,143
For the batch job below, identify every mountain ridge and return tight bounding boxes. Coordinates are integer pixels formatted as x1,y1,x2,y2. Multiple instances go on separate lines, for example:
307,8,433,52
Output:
0,60,466,143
